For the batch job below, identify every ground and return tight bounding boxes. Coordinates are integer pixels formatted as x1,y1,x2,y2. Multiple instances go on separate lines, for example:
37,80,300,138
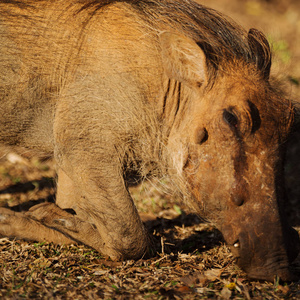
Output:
1,0,300,299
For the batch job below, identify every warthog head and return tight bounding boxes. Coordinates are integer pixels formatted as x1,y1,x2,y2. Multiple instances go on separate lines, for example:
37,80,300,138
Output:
161,29,300,281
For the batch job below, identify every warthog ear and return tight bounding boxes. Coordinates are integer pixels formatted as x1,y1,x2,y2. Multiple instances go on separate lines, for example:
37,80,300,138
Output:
159,32,207,88
248,28,271,80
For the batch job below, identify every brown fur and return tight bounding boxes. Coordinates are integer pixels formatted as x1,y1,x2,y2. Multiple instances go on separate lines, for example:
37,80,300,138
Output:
0,0,299,281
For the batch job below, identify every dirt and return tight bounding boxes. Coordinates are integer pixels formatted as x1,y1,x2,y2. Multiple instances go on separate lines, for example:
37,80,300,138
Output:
1,0,300,299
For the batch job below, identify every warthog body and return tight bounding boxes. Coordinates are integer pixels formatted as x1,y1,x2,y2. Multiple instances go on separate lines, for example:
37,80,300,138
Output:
0,0,299,281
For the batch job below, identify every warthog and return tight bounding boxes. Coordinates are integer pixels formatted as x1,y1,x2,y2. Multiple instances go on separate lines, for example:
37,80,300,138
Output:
0,0,299,281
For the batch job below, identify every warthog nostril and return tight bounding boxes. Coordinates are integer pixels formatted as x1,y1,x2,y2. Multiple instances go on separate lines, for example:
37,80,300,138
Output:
232,195,244,206
195,127,208,145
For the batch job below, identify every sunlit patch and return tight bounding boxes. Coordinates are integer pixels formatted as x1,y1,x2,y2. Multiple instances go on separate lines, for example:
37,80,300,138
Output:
234,242,240,248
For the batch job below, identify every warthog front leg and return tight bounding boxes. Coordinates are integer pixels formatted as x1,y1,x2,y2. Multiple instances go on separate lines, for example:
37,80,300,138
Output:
0,202,115,257
51,167,150,260
49,98,150,260
0,205,75,245
0,165,149,261
0,171,149,261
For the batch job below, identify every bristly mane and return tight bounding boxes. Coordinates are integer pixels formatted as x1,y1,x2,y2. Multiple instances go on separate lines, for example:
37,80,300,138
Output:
76,0,265,77
2,0,270,80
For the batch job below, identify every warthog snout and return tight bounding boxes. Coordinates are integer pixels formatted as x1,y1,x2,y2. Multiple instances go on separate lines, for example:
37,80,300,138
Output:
228,225,300,281
226,167,299,281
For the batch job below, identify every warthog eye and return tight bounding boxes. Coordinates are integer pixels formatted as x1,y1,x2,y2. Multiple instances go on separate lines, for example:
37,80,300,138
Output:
223,109,238,128
195,127,208,145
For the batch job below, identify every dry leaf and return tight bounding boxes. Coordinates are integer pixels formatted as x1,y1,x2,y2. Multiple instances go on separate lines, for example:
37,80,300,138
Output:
204,268,222,281
220,286,232,299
